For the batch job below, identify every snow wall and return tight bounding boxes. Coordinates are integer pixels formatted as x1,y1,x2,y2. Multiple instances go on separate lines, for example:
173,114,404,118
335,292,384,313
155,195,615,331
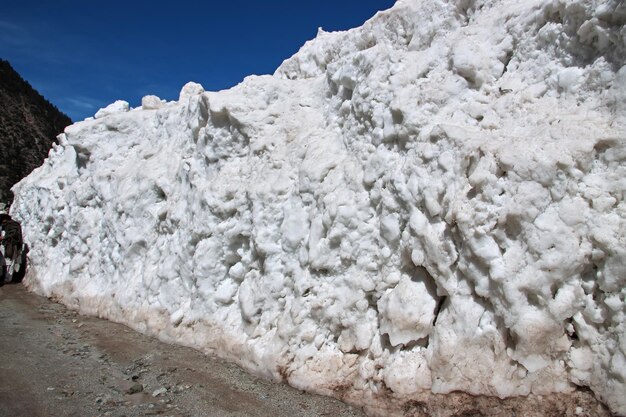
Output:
11,0,626,414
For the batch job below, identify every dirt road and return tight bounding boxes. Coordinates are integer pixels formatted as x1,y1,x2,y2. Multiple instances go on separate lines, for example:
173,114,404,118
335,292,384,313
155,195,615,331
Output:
0,284,365,417
0,283,615,417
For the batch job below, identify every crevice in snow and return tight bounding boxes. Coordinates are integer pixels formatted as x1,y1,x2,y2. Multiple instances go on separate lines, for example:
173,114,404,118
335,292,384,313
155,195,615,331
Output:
433,295,447,327
74,145,91,170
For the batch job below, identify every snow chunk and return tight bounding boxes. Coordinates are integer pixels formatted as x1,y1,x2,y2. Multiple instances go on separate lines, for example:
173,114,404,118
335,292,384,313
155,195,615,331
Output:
141,95,164,110
94,100,130,118
179,82,204,101
558,67,585,93
378,276,437,347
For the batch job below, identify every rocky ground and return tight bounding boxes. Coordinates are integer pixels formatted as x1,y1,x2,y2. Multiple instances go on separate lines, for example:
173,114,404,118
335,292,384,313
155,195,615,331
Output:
0,284,365,417
0,283,615,417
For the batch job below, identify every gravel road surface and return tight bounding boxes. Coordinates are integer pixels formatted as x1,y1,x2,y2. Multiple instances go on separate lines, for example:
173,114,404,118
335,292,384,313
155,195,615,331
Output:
0,283,365,417
0,283,614,417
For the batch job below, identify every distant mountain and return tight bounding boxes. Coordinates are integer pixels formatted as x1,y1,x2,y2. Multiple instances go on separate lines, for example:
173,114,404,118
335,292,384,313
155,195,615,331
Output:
0,59,72,203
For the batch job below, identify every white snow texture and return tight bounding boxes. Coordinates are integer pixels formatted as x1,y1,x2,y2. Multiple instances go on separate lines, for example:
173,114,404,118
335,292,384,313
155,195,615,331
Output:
11,0,626,414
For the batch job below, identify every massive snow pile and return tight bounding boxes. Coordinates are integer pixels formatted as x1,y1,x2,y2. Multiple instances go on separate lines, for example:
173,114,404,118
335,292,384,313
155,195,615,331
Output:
11,0,625,414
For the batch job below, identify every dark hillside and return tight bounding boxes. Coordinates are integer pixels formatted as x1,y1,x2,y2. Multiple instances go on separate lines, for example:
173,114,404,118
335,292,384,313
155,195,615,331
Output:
0,59,72,203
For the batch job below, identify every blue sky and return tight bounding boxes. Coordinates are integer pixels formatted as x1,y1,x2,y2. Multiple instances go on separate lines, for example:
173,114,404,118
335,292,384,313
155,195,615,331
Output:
1,1,395,122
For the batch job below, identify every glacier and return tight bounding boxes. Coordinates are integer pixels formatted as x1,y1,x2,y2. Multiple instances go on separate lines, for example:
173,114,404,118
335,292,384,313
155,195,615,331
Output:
10,0,626,415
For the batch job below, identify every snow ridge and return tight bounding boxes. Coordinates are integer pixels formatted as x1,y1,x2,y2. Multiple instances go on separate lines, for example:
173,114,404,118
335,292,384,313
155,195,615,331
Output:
12,0,626,414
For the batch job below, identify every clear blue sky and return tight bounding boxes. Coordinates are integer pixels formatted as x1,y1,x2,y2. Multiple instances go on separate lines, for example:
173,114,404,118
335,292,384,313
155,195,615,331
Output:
1,1,395,122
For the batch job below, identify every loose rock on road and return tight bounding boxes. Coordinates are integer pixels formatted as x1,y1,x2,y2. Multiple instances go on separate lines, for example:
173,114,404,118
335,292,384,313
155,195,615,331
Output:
0,284,365,417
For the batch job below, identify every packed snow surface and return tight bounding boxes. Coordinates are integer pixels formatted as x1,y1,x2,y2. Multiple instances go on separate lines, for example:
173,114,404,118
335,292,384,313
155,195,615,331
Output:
12,0,626,414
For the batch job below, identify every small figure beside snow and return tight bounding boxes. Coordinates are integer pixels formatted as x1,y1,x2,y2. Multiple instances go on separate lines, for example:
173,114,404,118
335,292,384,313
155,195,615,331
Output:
0,213,28,285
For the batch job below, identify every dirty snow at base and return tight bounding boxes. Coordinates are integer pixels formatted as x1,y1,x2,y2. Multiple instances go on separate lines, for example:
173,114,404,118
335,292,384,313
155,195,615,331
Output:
11,0,626,415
